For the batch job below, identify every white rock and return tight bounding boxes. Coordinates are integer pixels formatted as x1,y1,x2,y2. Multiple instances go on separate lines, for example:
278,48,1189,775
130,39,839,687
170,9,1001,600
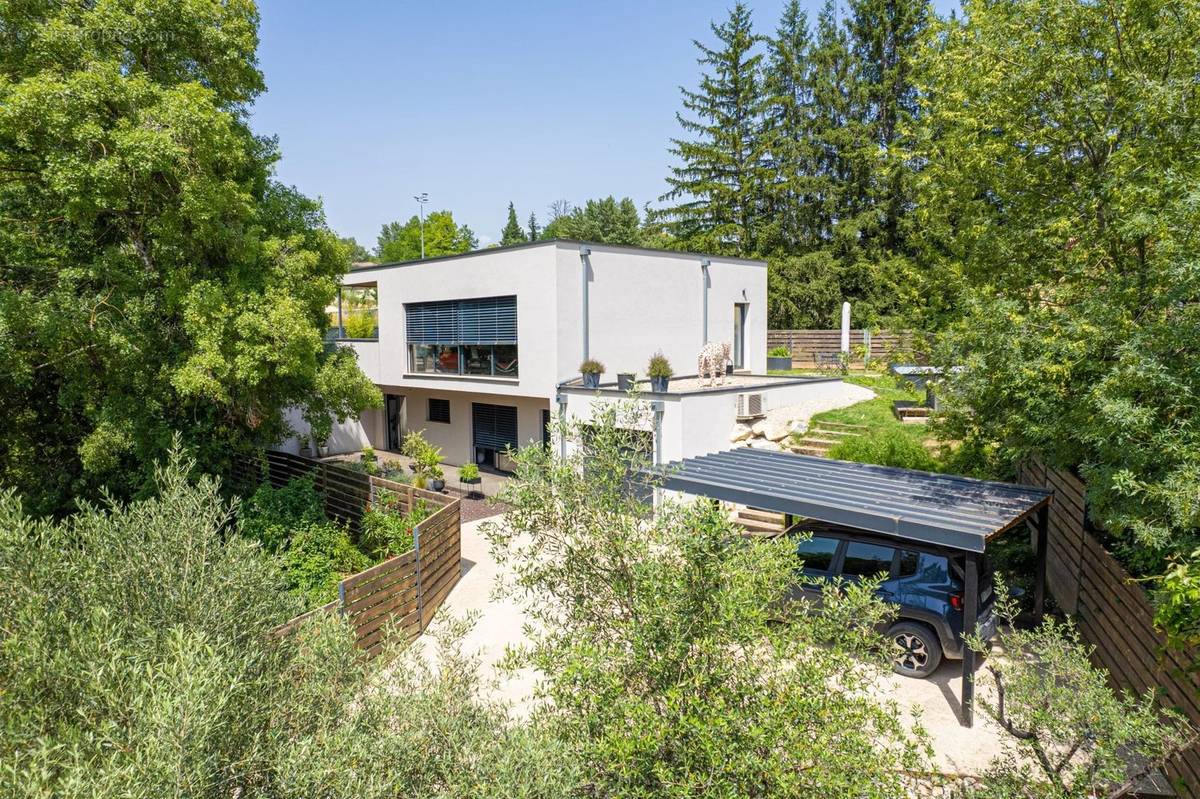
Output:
729,423,753,443
762,418,793,441
747,438,782,451
750,418,770,436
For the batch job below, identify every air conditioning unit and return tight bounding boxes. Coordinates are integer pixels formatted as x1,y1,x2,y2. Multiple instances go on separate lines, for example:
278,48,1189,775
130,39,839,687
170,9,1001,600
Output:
736,393,764,421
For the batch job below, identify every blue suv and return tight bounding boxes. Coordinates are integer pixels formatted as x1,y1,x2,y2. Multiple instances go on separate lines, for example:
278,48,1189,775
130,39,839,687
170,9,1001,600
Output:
787,522,997,678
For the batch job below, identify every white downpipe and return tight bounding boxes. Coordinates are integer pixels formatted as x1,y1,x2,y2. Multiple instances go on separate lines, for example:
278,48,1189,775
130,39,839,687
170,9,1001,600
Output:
580,245,591,362
701,259,710,346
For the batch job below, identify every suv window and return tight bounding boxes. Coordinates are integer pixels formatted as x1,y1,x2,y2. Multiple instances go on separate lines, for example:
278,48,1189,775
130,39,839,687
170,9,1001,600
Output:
897,549,920,578
794,536,839,574
841,541,896,579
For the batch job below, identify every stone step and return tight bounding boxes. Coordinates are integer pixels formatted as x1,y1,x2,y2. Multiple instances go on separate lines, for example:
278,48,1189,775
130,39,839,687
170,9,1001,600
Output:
808,427,858,438
796,436,841,447
736,519,786,535
738,507,785,522
814,421,869,431
793,446,830,457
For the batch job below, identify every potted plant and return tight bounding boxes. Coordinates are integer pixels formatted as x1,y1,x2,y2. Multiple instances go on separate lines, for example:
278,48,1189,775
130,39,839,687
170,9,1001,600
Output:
427,464,445,492
617,371,636,391
580,358,605,389
767,346,792,371
298,435,313,458
459,461,482,498
647,351,673,393
402,431,431,472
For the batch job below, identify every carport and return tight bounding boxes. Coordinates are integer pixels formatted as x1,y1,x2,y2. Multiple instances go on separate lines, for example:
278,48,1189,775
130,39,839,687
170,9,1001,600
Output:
656,448,1053,726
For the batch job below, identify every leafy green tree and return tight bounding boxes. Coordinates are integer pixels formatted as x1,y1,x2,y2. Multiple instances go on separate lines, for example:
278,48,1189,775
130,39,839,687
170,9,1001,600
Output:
486,401,927,797
0,446,574,798
500,201,528,246
913,0,1200,643
660,3,769,256
0,0,379,514
338,235,374,264
375,210,477,262
540,196,644,245
526,211,540,241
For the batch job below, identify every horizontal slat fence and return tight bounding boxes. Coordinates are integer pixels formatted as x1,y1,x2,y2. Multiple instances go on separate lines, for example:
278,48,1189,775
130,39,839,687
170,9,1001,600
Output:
1018,458,1200,796
767,329,913,364
234,451,462,657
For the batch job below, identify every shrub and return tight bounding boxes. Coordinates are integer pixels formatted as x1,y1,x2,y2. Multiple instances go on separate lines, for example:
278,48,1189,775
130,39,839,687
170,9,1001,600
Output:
0,446,573,797
579,358,604,375
459,462,480,482
241,474,325,552
967,583,1195,798
828,428,939,472
646,351,673,379
343,311,376,338
282,520,369,605
768,346,791,357
360,493,431,560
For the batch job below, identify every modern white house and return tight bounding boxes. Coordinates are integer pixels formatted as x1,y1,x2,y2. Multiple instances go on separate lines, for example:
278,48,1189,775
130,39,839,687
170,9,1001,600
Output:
292,239,842,469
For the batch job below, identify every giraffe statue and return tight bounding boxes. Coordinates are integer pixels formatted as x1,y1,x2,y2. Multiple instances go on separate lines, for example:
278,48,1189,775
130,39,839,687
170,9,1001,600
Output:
698,341,731,387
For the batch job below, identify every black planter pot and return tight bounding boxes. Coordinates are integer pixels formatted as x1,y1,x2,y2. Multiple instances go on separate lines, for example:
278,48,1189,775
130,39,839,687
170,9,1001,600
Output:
650,376,670,393
726,363,735,375
430,478,446,492
617,373,635,391
582,372,601,388
767,356,792,371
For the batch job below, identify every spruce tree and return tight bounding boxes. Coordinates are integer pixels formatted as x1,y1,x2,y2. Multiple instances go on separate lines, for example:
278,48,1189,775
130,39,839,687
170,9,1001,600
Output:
761,0,820,254
500,201,528,246
527,211,540,241
846,0,929,252
660,3,768,256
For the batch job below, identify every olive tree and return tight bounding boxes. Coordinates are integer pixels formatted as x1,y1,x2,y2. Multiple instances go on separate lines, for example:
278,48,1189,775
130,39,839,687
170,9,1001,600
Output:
0,446,571,798
486,399,929,798
965,588,1195,799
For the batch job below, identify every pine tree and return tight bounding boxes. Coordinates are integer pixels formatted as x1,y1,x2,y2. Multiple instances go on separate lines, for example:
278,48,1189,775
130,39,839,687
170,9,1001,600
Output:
660,3,769,256
500,201,528,246
527,211,540,241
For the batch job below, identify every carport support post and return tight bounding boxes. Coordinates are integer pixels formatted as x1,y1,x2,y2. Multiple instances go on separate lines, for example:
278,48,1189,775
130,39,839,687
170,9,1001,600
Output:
961,551,979,727
1033,504,1049,623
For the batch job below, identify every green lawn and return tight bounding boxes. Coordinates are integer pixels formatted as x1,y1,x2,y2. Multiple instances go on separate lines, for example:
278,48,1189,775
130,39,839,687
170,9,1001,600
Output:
798,373,943,471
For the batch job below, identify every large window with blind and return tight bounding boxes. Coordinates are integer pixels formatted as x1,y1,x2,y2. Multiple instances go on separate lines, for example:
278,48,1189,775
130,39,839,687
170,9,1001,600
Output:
406,296,518,377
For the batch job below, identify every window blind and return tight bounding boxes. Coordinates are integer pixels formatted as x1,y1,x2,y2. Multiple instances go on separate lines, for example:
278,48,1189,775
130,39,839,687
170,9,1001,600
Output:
405,295,517,345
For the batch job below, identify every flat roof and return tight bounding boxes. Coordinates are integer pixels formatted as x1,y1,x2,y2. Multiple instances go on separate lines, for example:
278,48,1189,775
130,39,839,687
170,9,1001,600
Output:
342,238,767,276
656,449,1052,552
558,373,837,397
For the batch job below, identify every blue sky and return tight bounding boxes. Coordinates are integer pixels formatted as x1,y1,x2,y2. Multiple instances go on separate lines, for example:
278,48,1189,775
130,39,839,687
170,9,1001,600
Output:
251,0,955,250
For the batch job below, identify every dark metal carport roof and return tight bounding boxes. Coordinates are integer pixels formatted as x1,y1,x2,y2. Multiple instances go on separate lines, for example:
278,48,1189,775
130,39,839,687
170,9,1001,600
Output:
658,449,1052,553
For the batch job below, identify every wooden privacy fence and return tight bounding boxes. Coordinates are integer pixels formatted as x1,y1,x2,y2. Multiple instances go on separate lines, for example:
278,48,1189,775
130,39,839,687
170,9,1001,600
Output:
1018,459,1200,796
767,329,912,364
233,451,463,657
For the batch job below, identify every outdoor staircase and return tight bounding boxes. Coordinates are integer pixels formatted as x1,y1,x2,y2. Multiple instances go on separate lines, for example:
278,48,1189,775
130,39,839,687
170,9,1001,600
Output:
733,506,789,536
789,421,868,457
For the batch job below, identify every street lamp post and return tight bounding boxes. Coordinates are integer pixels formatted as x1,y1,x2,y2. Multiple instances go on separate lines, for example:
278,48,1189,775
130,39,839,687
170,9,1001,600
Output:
413,192,429,259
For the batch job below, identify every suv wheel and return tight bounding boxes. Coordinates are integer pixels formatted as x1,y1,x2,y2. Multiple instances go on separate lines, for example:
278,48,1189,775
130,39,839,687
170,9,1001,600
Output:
887,622,943,679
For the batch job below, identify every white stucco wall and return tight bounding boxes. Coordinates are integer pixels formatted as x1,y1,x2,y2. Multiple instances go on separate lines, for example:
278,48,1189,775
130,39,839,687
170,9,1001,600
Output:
371,386,548,466
342,245,561,400
554,244,767,381
558,378,843,465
